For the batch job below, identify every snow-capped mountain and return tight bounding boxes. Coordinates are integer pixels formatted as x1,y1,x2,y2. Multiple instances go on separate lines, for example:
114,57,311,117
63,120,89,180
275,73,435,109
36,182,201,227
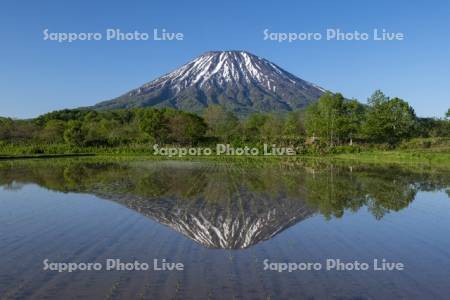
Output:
93,51,326,114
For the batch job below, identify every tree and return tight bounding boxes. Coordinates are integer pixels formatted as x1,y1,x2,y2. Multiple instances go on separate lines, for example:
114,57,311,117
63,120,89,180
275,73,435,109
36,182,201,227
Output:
203,106,239,141
367,89,388,106
446,108,450,119
40,120,66,143
260,114,285,142
166,111,207,145
64,120,85,146
0,117,13,142
284,110,306,136
244,113,269,140
363,91,417,144
305,92,352,145
340,99,365,145
8,120,38,142
415,117,450,138
137,109,169,143
83,119,116,146
35,109,92,126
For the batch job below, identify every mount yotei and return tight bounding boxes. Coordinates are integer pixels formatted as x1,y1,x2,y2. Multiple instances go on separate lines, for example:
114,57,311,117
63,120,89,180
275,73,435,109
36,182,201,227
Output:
93,51,326,114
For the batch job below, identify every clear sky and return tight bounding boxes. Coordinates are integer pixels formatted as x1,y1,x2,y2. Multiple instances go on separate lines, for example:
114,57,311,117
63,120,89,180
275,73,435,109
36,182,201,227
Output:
1,0,449,118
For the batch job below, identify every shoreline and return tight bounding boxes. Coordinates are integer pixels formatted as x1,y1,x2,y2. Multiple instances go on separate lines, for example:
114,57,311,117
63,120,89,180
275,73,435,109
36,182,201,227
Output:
0,153,96,160
0,150,449,169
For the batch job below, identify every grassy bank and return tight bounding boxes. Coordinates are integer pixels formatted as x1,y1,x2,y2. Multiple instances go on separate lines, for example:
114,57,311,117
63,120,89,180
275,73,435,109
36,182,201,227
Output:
0,153,95,160
328,138,450,168
0,138,449,169
331,149,450,168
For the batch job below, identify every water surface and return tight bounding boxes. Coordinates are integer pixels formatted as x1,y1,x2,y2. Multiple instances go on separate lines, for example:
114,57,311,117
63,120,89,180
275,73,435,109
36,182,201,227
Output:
0,158,449,299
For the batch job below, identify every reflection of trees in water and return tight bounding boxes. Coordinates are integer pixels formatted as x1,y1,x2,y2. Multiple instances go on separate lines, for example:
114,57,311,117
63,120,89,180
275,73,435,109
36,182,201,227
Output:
1,159,449,248
0,159,449,221
301,166,420,220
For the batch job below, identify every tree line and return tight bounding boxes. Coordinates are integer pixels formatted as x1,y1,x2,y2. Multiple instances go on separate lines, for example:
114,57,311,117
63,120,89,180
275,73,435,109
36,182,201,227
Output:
0,90,449,148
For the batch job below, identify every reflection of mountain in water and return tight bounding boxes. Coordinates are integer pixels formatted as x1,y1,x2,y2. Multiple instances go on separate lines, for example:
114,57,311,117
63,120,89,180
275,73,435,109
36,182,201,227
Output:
0,159,449,249
110,193,314,249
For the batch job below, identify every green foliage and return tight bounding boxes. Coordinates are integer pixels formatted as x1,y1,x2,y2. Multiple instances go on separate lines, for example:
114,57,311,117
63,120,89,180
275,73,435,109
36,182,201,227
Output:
305,93,364,145
341,99,365,144
260,114,285,141
415,117,450,138
284,110,306,136
363,91,417,144
34,109,92,126
64,120,85,146
244,113,269,137
136,108,207,144
0,117,13,141
137,108,169,143
40,120,66,143
203,106,239,141
166,110,207,144
399,137,450,149
367,89,388,106
0,90,447,155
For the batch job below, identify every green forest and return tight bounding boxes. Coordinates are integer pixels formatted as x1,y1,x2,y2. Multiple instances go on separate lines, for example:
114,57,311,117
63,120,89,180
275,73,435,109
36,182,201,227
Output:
1,90,449,156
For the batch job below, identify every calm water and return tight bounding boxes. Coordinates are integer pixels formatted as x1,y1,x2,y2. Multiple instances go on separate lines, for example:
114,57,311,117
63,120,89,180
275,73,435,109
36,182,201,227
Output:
0,158,449,299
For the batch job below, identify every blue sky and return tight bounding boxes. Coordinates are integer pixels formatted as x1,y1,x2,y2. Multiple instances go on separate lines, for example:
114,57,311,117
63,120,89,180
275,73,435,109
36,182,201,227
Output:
1,0,449,118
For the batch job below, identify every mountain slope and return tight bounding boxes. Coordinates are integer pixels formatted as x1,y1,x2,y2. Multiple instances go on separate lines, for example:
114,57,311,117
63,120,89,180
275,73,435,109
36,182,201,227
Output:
93,50,326,114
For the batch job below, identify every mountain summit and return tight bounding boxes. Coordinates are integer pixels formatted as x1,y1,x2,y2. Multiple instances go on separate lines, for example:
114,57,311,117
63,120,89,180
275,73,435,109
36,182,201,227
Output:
93,50,326,114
